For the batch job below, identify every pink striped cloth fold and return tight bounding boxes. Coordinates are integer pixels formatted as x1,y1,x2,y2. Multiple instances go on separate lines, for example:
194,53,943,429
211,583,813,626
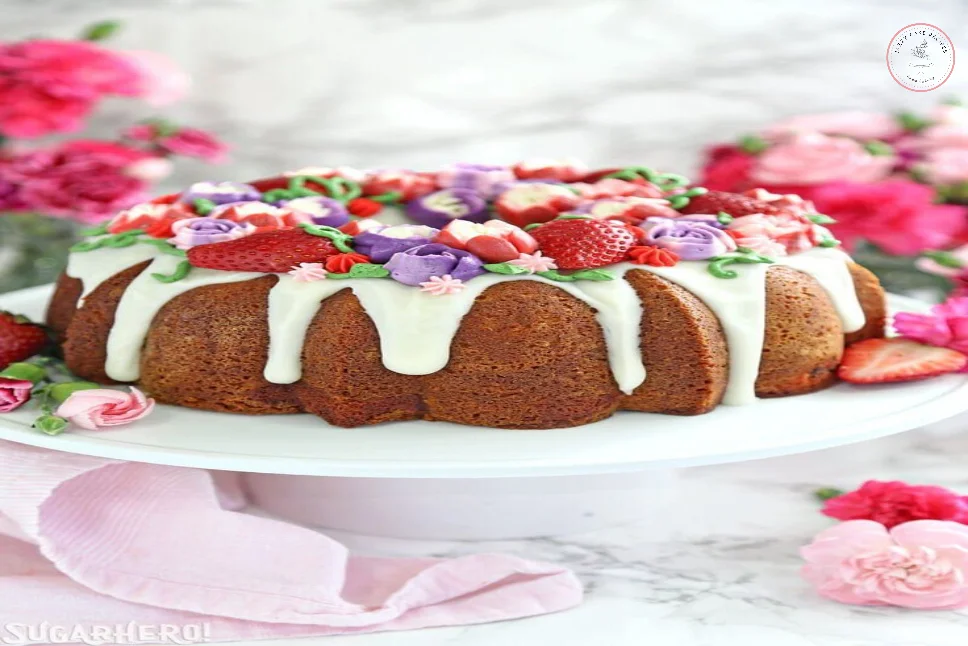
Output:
0,440,582,642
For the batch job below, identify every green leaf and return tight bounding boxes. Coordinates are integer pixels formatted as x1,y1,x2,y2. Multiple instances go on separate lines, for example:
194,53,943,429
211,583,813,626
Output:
819,236,841,248
537,269,577,282
33,414,69,436
146,118,180,139
738,134,768,154
139,238,187,257
369,191,402,204
47,381,101,404
569,268,615,281
668,195,689,210
298,223,354,253
193,198,217,216
806,213,836,225
79,222,110,237
716,211,734,225
707,251,774,279
483,262,529,275
896,111,931,133
921,250,964,269
555,214,592,221
863,140,894,157
814,487,845,502
348,263,390,278
523,223,544,231
80,20,122,41
0,362,46,384
152,259,192,283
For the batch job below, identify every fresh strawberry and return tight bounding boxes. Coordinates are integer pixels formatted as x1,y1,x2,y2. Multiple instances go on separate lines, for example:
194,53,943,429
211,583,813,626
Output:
838,339,967,384
0,312,49,370
187,227,343,273
530,218,636,269
679,190,785,217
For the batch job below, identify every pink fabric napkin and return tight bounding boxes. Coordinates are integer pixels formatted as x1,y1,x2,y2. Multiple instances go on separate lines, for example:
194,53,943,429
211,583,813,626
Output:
0,440,582,641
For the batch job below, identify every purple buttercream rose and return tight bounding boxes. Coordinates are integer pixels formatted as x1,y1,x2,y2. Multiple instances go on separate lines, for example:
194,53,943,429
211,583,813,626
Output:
168,217,253,250
406,188,489,228
674,213,730,230
435,163,515,198
644,217,737,260
353,224,439,263
383,243,485,286
179,181,262,206
280,195,350,227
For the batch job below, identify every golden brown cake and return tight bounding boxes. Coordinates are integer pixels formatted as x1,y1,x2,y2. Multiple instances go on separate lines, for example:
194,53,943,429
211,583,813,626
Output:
46,164,886,429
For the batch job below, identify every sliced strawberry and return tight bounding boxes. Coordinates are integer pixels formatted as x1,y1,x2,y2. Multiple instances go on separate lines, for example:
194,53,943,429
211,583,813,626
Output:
187,227,343,273
530,218,636,269
679,190,785,217
466,236,519,263
838,338,967,384
0,312,49,370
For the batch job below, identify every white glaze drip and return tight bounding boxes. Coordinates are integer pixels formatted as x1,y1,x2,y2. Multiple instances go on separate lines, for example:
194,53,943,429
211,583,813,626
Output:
264,271,646,395
776,248,866,333
65,243,161,304
105,255,263,381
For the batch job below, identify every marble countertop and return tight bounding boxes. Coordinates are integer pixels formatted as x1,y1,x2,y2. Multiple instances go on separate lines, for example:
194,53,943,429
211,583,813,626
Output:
255,415,968,646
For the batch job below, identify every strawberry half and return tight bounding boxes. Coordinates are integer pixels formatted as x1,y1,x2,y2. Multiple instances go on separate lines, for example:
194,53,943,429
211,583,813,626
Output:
187,227,343,273
838,338,967,384
0,312,49,370
679,190,785,217
530,218,636,269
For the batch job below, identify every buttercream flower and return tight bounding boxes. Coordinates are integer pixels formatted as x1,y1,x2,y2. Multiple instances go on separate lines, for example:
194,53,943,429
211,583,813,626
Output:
362,169,436,201
406,188,489,228
339,219,386,236
0,378,32,413
435,220,538,263
435,163,515,198
419,274,466,296
809,181,966,255
353,224,439,263
180,181,261,206
508,251,557,273
742,188,818,216
917,148,968,185
700,144,755,193
822,481,968,528
764,111,904,141
289,262,328,282
279,196,350,228
494,182,580,228
107,201,195,238
284,166,366,183
801,520,968,609
511,158,588,182
644,217,737,260
575,196,679,225
726,212,823,256
628,245,679,267
168,218,254,250
894,296,968,360
571,178,664,200
325,252,370,274
209,201,294,231
55,387,155,431
751,133,895,185
384,243,485,286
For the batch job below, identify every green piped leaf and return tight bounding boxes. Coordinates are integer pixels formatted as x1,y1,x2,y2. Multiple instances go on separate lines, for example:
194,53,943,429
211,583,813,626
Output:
152,259,192,283
299,222,354,253
716,211,734,225
483,262,529,275
138,238,187,257
348,263,390,278
819,236,841,248
806,213,837,225
738,134,769,154
193,198,217,216
708,249,774,279
537,268,615,282
79,222,110,237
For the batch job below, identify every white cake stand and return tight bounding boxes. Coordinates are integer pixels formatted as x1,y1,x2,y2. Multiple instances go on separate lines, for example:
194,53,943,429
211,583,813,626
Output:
1,285,965,539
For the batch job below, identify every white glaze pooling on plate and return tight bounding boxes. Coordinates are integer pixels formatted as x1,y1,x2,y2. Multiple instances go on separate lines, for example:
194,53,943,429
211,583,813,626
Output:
65,243,161,303
264,271,646,394
776,247,865,333
105,255,263,381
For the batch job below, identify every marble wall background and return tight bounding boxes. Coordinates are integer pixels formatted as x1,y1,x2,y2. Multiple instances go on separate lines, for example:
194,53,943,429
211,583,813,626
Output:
3,0,968,189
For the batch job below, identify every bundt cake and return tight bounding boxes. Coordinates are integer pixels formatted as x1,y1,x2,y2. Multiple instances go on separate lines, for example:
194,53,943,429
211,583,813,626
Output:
45,162,886,429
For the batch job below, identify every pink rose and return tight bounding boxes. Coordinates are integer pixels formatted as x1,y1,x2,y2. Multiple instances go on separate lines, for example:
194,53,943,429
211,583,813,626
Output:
822,480,968,528
918,148,968,185
0,378,32,413
801,520,968,609
894,296,968,360
122,51,190,106
751,133,895,185
809,180,966,255
0,40,143,139
699,144,755,192
764,111,903,141
55,387,155,431
726,212,823,256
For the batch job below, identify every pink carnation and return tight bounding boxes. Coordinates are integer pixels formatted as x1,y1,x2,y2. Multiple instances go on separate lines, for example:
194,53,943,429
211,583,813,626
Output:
918,147,968,185
124,123,227,163
55,387,155,431
809,180,966,255
122,51,189,106
764,111,903,141
822,480,968,528
751,133,895,186
0,378,32,413
894,296,968,361
0,39,143,139
802,520,968,609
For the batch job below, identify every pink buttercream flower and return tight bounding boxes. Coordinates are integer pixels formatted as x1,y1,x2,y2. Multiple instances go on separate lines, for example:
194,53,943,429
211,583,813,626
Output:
727,212,823,256
801,520,968,609
288,263,328,282
419,274,465,296
764,111,903,141
122,50,189,106
742,188,818,216
509,251,558,274
822,481,968,528
918,148,968,185
107,201,194,238
751,133,895,185
894,296,968,363
0,378,33,413
55,387,155,431
809,181,967,255
0,39,143,138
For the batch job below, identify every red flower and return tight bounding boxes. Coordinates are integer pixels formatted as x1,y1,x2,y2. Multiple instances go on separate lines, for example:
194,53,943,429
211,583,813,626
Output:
628,245,679,267
347,197,383,218
822,480,968,529
810,180,967,255
699,144,755,192
361,170,436,201
325,252,370,274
